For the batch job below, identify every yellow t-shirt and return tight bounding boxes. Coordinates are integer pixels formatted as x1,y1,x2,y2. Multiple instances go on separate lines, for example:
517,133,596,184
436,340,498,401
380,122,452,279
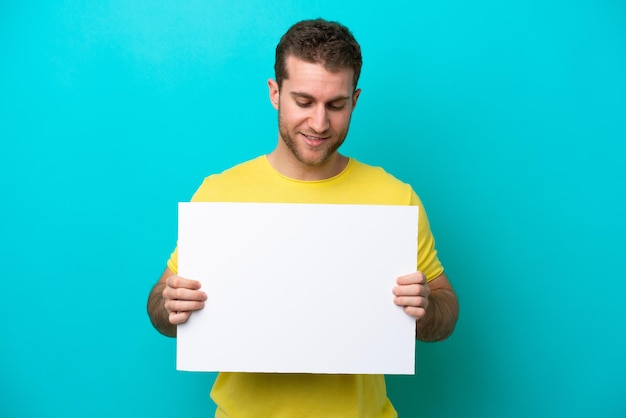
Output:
167,156,443,417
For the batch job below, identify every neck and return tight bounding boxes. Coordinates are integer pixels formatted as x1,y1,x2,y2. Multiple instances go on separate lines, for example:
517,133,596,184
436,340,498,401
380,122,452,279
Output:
266,148,349,181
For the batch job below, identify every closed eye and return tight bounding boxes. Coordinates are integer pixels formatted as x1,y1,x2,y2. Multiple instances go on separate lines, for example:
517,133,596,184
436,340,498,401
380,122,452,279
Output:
327,103,346,111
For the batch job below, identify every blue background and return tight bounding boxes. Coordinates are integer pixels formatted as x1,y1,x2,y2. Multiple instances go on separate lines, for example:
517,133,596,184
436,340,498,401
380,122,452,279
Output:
1,1,625,417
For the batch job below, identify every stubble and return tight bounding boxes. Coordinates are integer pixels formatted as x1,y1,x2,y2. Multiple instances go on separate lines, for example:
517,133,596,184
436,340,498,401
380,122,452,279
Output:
277,110,349,168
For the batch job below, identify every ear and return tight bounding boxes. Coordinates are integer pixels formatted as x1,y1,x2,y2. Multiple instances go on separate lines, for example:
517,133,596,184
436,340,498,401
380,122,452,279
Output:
352,88,362,109
268,79,280,110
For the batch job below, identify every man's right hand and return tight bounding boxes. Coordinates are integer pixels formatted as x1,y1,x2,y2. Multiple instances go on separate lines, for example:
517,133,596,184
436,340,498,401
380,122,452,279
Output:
162,272,207,325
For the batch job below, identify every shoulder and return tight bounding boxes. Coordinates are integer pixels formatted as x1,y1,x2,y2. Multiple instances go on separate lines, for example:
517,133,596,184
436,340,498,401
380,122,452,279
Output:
345,158,416,204
211,156,266,179
190,156,268,201
202,156,267,185
349,158,412,188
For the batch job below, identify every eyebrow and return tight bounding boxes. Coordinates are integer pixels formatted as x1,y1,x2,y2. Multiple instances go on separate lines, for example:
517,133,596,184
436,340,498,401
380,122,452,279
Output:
289,91,351,103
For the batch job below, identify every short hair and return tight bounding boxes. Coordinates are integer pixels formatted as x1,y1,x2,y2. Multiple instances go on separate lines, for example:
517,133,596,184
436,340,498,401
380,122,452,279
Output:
274,18,362,90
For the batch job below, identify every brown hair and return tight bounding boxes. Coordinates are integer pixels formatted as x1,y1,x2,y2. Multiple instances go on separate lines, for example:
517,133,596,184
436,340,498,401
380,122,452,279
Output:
274,18,362,90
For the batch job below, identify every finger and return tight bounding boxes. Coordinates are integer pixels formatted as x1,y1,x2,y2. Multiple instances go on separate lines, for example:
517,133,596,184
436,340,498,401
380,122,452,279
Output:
392,283,429,297
164,299,205,315
393,295,428,309
166,275,202,290
169,310,192,325
163,286,207,302
403,306,427,320
396,271,427,286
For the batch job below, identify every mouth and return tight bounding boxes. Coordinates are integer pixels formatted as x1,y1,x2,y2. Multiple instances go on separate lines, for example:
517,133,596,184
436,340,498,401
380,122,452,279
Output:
301,133,329,147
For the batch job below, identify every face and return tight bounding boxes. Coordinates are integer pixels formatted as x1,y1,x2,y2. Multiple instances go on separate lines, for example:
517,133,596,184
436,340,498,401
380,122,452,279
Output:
269,56,361,171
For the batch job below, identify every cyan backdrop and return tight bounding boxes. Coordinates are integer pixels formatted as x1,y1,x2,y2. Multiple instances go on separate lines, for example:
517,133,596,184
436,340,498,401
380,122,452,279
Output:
1,1,625,417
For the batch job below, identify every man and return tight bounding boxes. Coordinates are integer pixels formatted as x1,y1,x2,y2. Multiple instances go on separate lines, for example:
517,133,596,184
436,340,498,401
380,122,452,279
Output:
148,18,458,417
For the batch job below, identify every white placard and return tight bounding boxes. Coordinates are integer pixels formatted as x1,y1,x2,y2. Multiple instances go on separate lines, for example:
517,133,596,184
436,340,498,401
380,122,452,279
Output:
176,202,418,374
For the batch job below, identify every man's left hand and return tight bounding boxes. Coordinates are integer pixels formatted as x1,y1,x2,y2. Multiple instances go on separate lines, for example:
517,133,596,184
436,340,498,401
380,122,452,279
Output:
392,271,430,320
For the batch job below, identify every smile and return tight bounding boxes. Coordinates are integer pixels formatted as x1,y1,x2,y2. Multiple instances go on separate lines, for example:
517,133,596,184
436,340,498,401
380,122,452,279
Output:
302,133,329,140
301,133,329,147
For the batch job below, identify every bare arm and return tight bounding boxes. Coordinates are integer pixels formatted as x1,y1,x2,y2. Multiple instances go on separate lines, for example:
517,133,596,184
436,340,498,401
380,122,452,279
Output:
393,272,459,342
416,273,458,342
147,267,207,338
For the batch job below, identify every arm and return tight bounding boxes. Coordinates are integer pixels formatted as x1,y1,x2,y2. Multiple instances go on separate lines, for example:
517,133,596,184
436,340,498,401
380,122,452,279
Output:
393,272,459,342
147,267,207,338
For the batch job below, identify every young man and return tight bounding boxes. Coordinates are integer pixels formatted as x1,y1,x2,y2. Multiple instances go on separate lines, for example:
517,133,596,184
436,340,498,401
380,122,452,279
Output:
148,18,458,417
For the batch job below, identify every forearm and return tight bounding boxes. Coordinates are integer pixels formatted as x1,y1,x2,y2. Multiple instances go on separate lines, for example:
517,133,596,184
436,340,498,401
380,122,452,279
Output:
416,287,459,342
147,282,177,338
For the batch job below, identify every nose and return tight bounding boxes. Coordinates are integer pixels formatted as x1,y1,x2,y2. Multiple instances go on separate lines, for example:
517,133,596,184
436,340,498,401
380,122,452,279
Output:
309,104,330,133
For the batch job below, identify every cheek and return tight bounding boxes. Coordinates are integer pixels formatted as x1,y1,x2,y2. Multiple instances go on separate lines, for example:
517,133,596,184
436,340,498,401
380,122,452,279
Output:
281,106,308,125
330,112,352,129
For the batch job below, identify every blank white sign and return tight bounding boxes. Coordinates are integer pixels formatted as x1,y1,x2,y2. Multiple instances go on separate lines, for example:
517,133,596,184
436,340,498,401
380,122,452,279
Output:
176,202,418,374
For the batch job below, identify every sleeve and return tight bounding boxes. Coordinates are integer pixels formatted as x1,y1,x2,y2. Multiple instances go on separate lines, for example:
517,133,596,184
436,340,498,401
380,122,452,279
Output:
165,176,215,274
166,246,179,274
410,189,444,282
